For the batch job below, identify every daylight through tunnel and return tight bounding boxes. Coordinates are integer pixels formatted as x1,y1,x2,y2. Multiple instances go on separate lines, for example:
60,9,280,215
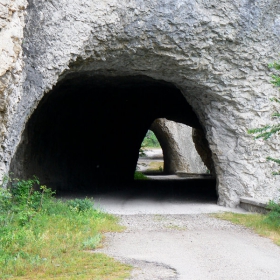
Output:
11,75,215,194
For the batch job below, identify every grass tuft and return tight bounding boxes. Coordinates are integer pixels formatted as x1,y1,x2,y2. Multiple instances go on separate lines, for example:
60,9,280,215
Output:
134,171,148,180
213,211,280,246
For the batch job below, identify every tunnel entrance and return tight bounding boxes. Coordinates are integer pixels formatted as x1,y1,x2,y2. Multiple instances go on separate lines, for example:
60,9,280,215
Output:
11,74,216,199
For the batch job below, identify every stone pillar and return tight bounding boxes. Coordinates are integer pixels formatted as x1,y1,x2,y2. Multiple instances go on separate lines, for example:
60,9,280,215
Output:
151,118,207,174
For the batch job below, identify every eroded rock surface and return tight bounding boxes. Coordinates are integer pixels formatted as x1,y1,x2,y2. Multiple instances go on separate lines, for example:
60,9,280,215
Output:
0,0,280,206
0,0,27,176
151,118,207,174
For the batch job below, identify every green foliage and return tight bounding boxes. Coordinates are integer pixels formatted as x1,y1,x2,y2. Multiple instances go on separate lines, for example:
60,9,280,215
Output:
134,171,148,180
248,124,280,140
82,233,101,250
139,130,161,157
142,130,160,148
0,176,55,226
265,201,280,228
0,188,12,212
269,61,280,86
11,177,54,212
0,177,130,279
66,198,93,212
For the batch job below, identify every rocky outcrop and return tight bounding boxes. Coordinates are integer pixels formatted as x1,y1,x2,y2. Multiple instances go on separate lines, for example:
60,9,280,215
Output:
1,0,280,207
151,118,207,174
0,0,27,179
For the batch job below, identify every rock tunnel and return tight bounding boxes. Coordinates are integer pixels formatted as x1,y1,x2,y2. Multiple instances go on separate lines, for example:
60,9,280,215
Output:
10,74,214,193
2,0,280,207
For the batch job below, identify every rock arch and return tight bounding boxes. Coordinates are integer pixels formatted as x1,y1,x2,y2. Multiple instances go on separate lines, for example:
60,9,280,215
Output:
1,0,280,207
150,118,208,174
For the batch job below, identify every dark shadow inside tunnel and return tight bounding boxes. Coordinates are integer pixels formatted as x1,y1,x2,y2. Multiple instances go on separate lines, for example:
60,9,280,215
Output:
11,74,216,199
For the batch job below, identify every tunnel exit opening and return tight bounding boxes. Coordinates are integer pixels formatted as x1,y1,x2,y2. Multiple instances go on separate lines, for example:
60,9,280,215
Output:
11,74,217,200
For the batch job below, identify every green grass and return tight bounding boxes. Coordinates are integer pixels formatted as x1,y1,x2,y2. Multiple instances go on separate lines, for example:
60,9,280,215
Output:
214,211,280,246
134,171,148,180
0,178,131,279
147,162,163,172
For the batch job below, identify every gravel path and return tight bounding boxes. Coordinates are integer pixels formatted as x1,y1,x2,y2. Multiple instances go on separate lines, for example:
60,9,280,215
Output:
96,214,280,280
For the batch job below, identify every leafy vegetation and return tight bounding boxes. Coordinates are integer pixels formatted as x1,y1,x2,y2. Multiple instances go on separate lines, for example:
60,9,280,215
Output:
134,171,148,180
139,130,161,157
269,60,280,87
266,201,280,228
0,177,131,279
141,130,161,148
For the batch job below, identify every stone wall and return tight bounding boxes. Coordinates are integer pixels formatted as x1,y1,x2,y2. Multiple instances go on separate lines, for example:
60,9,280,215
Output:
1,0,280,207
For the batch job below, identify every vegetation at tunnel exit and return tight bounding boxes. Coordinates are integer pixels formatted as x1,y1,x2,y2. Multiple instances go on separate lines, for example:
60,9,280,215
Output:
141,130,161,149
134,171,148,180
0,176,131,279
214,201,280,246
139,130,161,157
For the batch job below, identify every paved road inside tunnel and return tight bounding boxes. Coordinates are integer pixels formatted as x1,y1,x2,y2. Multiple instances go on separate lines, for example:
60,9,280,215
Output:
58,179,280,279
87,178,244,215
58,178,237,215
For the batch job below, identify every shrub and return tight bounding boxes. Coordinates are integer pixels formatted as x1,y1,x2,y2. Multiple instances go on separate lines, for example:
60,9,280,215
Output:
66,198,93,212
265,201,280,228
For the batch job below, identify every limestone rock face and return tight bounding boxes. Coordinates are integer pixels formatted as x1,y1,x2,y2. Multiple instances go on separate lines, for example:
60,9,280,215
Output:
0,0,27,177
151,119,207,174
1,0,280,207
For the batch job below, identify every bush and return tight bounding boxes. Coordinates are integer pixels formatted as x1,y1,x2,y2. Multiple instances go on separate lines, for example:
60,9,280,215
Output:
265,201,280,228
66,198,93,212
10,177,55,211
